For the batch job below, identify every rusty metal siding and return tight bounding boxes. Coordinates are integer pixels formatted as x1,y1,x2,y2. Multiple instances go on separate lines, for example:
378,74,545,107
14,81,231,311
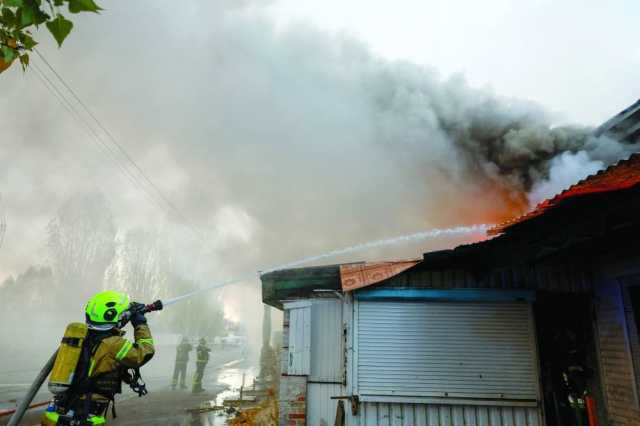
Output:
310,299,344,383
595,277,640,425
355,403,540,426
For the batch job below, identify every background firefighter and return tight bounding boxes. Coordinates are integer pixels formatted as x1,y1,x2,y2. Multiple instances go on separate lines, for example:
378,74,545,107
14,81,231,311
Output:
172,337,192,390
191,338,211,394
42,291,155,426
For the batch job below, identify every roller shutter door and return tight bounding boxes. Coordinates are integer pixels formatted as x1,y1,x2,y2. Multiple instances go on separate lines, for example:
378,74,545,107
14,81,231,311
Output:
356,301,539,402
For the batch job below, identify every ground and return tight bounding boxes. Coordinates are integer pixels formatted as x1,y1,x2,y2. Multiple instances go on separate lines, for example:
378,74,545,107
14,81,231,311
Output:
0,344,253,426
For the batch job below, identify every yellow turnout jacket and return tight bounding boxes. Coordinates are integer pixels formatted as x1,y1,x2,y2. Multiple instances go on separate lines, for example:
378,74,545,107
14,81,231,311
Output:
42,325,154,425
89,324,155,378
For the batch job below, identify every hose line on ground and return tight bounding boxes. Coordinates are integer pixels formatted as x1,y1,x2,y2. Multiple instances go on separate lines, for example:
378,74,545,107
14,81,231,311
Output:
8,350,57,426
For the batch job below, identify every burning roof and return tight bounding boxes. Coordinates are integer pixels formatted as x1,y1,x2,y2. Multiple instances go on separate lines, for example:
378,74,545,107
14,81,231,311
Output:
489,152,640,235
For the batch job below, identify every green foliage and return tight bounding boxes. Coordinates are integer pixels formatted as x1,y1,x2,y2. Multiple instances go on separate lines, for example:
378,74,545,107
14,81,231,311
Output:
0,0,101,73
68,0,101,14
45,13,72,46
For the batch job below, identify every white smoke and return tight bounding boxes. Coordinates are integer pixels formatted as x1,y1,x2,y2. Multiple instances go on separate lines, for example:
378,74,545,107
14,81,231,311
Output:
0,0,638,366
528,151,605,206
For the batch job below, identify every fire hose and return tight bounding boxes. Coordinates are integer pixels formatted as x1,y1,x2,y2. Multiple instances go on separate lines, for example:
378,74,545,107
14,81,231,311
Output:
6,351,57,426
8,225,488,424
7,301,163,426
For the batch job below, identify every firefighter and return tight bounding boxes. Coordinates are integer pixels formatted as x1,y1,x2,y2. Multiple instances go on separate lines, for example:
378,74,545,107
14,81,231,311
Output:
42,291,155,425
172,336,192,390
191,338,211,393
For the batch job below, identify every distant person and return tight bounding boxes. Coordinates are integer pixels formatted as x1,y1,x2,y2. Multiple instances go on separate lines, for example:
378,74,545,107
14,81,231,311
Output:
192,338,211,393
172,336,193,390
42,291,155,425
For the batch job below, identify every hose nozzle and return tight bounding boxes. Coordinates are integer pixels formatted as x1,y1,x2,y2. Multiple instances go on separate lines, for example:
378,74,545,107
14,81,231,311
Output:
145,300,163,313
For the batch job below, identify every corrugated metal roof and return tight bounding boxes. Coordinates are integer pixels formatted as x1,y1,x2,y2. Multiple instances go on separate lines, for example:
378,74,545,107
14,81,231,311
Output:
489,153,640,235
340,260,421,292
595,98,640,142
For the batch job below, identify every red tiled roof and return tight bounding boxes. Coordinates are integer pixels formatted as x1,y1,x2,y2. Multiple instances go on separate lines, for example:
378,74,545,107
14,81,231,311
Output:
489,153,640,235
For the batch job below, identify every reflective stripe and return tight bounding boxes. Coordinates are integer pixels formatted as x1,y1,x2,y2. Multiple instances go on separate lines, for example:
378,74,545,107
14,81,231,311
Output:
115,341,133,360
88,358,96,377
45,411,60,422
138,338,154,345
89,415,106,425
44,409,104,424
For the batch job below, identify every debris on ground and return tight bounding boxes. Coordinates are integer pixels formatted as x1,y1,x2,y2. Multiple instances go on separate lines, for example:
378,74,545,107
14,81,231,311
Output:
227,388,278,425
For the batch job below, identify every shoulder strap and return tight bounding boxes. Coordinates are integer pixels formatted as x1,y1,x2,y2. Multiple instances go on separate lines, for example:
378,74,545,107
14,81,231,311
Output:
71,332,110,392
124,367,148,397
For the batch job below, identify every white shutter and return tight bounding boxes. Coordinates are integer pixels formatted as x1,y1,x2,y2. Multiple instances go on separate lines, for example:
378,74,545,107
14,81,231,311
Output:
356,301,538,402
286,301,311,375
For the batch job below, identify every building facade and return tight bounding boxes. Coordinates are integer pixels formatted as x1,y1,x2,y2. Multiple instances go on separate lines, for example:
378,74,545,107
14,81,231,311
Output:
263,153,640,426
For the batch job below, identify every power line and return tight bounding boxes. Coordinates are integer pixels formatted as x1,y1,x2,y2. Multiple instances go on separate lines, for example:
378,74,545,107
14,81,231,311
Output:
0,194,6,251
32,53,190,226
34,49,200,237
30,62,175,218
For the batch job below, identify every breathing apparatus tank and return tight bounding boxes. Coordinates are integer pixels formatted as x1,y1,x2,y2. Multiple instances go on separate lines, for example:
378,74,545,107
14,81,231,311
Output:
48,322,88,394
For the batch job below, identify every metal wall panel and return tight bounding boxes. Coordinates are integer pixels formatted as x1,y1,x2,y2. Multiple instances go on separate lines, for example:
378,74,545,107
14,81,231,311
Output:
620,274,640,403
310,299,344,382
281,309,290,375
595,276,640,423
355,403,540,426
380,263,593,293
307,382,343,426
356,301,538,401
286,302,311,375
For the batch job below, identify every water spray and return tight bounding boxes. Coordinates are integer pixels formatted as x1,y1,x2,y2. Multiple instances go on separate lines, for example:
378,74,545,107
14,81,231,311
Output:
161,224,491,307
8,224,490,425
260,224,490,274
162,279,247,307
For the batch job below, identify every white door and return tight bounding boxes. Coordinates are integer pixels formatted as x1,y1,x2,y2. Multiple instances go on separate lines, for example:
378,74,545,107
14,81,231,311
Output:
286,301,312,375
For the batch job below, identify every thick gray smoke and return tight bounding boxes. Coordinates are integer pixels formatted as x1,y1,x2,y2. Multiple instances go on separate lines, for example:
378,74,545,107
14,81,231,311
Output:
0,1,637,361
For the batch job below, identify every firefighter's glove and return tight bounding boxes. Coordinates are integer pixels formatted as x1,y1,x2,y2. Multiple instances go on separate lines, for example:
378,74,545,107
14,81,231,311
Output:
129,302,147,327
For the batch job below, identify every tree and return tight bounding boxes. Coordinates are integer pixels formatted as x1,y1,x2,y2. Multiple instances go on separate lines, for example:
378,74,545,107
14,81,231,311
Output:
105,228,170,300
103,227,227,338
47,192,116,303
0,0,102,73
161,274,226,339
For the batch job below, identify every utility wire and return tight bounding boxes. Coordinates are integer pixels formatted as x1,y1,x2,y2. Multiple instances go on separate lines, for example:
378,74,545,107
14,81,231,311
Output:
0,194,5,251
31,62,166,214
30,62,173,217
34,49,200,238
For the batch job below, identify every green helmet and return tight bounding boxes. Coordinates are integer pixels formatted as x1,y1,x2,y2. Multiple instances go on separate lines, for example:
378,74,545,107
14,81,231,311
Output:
85,290,130,329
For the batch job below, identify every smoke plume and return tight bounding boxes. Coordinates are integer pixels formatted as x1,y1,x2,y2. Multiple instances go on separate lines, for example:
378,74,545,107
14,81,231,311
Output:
0,1,637,360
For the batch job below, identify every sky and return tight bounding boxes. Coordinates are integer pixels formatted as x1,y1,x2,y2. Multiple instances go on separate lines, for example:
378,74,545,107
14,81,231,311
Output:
270,0,640,124
0,0,638,287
